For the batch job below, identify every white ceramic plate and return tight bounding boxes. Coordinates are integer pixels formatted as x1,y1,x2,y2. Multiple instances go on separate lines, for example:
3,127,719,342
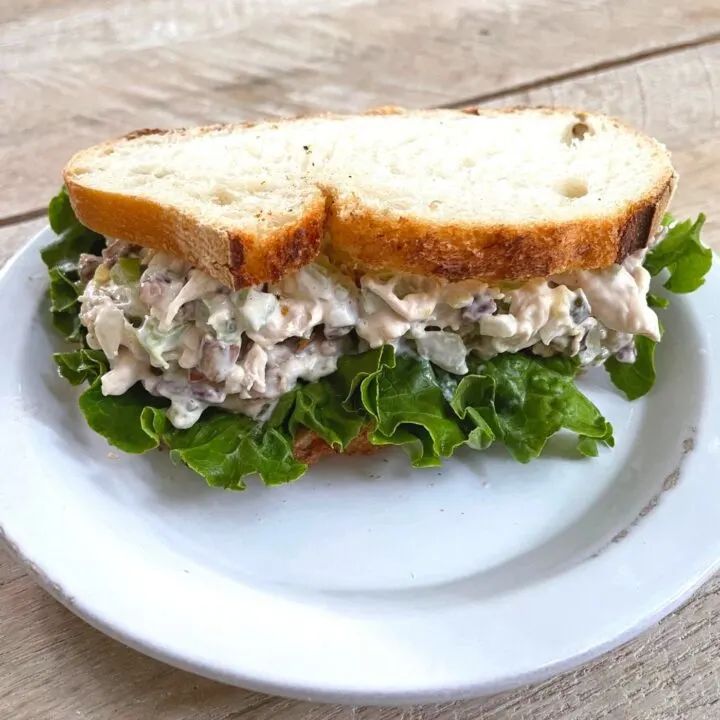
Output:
1,227,719,704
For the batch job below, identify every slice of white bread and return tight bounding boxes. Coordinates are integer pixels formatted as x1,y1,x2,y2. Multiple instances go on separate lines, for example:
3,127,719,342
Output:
64,107,676,288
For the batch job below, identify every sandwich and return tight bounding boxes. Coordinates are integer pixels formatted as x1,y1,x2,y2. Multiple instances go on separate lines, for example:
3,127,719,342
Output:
42,107,713,489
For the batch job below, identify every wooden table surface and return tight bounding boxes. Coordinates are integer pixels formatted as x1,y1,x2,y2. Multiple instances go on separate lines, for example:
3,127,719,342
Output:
2,1,720,718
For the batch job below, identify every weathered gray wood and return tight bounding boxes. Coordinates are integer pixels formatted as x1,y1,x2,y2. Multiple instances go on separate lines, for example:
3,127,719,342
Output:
1,0,719,217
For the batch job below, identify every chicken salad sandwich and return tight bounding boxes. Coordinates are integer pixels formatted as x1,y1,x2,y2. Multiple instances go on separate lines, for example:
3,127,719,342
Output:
43,107,713,489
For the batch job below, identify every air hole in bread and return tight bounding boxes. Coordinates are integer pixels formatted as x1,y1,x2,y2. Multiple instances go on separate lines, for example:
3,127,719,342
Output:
563,121,593,145
572,122,591,140
558,177,588,199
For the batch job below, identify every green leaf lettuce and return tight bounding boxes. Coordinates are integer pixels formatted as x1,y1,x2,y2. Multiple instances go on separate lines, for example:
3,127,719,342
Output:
42,187,104,342
605,213,712,399
457,355,613,463
604,335,657,401
645,214,712,293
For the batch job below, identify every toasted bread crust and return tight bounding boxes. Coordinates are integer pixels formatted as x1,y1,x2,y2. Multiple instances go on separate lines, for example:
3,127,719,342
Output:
292,427,379,465
64,107,676,288
64,178,326,288
325,181,675,282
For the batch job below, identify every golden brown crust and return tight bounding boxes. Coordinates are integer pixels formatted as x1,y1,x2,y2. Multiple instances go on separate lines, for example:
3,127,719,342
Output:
292,427,379,465
225,198,326,287
616,174,676,261
325,183,675,282
64,107,676,288
64,176,326,288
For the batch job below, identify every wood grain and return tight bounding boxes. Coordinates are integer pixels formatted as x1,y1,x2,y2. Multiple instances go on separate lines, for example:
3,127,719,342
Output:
2,0,720,218
2,1,720,718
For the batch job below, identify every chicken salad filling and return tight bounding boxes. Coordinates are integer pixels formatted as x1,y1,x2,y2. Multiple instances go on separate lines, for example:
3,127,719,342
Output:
77,239,661,430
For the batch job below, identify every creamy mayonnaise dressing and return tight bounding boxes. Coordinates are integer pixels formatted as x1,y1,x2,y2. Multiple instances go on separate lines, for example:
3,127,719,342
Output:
78,242,659,429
